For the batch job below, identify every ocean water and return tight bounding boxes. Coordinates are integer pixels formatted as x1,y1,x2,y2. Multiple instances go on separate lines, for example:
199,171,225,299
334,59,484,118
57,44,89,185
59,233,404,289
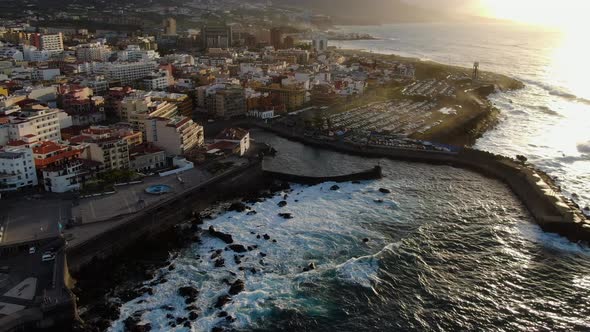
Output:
331,22,590,210
108,133,590,331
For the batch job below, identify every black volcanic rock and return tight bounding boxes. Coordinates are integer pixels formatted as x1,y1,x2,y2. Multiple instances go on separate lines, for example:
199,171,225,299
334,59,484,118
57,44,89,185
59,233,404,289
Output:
214,295,232,308
247,210,257,215
278,200,288,207
263,234,270,240
178,286,199,303
330,185,340,191
124,315,151,332
228,279,245,295
227,202,248,212
379,188,391,194
214,258,225,268
227,244,247,253
188,311,198,321
278,213,293,219
211,249,223,259
302,262,316,272
208,226,234,244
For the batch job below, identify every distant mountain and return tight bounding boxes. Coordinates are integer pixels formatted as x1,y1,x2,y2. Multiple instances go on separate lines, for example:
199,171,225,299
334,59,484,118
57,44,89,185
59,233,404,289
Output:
276,0,456,24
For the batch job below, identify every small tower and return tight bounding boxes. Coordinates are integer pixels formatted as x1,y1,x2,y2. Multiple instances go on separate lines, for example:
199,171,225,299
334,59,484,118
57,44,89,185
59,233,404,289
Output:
472,61,479,81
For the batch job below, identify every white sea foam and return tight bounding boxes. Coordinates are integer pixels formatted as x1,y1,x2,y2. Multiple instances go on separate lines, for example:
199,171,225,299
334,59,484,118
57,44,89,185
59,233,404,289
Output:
438,107,457,115
517,221,590,255
336,242,401,290
109,181,399,331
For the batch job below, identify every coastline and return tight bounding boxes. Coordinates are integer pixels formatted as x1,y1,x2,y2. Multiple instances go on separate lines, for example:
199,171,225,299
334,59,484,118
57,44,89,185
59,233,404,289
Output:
70,127,588,331
72,162,383,330
253,124,590,243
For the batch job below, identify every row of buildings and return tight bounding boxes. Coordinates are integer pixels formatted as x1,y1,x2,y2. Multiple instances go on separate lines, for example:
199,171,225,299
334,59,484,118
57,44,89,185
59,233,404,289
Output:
0,22,418,194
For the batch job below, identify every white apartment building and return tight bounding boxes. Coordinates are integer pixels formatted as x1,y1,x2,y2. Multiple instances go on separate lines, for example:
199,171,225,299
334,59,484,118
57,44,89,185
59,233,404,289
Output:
42,162,81,193
87,137,130,172
75,43,112,62
22,45,51,62
144,116,204,156
94,61,158,85
120,95,178,136
0,47,24,61
142,70,172,90
117,45,160,62
0,146,38,191
35,33,64,52
8,106,66,142
214,128,250,156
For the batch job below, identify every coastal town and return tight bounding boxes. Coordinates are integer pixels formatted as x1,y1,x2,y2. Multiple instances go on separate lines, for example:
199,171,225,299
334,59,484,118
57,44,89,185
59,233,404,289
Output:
0,1,588,331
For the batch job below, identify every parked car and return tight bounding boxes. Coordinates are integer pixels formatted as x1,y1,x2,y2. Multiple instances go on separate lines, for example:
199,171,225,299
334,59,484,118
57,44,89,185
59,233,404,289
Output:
29,247,36,254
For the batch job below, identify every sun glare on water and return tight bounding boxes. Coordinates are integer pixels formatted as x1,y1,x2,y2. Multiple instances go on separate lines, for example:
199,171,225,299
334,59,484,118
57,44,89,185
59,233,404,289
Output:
482,0,590,100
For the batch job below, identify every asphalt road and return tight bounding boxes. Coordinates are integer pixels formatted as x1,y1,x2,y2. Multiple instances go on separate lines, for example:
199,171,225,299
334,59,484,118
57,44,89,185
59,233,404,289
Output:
0,198,69,246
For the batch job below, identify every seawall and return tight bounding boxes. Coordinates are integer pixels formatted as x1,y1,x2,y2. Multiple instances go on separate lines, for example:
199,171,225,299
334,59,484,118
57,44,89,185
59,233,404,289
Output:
263,166,382,185
256,124,590,243
67,160,266,273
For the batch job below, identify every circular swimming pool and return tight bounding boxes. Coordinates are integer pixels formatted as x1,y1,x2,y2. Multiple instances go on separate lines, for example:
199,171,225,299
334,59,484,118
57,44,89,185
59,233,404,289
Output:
144,184,173,195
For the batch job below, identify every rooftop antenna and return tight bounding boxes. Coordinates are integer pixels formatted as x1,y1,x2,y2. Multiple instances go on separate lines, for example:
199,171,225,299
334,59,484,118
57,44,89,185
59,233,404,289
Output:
472,61,479,81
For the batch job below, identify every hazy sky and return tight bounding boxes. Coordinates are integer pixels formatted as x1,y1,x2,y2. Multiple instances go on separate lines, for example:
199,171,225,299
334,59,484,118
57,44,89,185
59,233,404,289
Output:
406,0,590,29
407,0,484,14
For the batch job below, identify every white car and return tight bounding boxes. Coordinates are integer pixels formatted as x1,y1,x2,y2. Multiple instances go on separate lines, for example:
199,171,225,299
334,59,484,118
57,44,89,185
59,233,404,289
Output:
41,252,55,262
29,247,36,254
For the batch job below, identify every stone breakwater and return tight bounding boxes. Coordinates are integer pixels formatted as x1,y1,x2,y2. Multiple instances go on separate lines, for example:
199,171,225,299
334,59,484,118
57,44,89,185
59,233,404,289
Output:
258,124,590,244
263,165,383,185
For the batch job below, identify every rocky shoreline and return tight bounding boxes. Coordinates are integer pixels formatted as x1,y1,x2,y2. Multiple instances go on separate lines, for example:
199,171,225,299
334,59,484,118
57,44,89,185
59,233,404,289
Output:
71,180,291,332
72,166,385,331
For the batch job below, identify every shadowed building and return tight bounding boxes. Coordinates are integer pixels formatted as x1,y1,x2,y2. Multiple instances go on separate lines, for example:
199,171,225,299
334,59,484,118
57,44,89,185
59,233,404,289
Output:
202,25,233,49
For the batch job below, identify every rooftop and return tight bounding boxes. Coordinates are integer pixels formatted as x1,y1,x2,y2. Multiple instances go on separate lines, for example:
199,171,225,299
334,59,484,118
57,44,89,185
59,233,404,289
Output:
215,127,249,141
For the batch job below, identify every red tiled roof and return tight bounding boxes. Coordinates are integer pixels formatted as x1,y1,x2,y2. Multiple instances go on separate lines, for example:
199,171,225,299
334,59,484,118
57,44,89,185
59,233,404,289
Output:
33,141,63,154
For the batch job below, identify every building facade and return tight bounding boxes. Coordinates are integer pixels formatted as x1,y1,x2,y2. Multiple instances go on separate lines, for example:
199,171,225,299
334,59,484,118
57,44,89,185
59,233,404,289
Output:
0,146,38,191
144,116,204,156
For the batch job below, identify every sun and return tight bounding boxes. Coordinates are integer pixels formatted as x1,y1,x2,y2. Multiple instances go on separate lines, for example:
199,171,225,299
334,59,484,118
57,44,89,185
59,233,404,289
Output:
480,0,590,31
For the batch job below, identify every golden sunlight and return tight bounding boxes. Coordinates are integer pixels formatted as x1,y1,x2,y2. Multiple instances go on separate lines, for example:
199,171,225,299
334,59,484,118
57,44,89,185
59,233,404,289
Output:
480,0,590,30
